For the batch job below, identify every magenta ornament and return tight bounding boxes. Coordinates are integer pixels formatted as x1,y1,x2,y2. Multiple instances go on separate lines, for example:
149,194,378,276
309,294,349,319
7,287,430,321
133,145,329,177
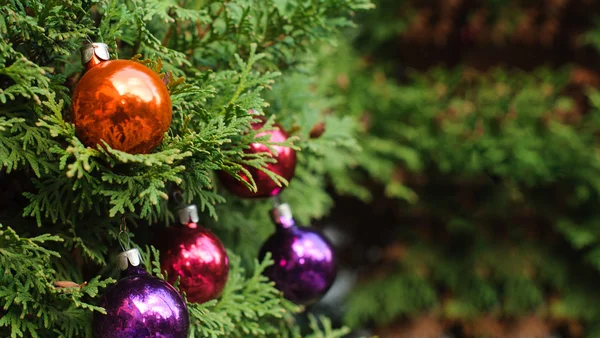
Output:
92,248,189,338
218,116,297,199
259,203,337,305
156,204,230,304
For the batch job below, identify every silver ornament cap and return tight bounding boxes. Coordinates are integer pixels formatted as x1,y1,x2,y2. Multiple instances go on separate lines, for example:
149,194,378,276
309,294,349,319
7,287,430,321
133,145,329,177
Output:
178,204,199,225
271,203,295,229
81,42,110,65
116,248,142,271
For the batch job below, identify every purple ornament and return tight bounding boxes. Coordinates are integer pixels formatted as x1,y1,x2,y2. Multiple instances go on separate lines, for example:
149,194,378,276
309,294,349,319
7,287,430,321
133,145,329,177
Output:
93,248,189,338
259,203,337,305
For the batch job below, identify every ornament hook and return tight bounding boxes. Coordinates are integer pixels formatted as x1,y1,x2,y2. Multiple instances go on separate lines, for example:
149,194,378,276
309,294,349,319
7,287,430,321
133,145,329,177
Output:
118,215,131,252
271,195,281,208
172,188,184,206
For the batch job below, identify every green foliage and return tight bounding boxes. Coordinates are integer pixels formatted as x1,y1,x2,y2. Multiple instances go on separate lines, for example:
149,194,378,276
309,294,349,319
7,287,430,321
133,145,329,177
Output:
326,2,600,336
583,17,600,54
0,224,114,338
345,273,437,327
284,315,351,338
0,0,371,336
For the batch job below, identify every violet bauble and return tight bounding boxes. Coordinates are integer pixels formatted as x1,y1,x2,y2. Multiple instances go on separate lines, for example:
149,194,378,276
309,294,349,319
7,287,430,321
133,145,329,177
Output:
93,248,189,338
259,203,337,305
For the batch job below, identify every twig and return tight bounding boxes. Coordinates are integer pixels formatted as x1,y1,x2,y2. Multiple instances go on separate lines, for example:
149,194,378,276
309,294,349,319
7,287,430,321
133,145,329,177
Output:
196,4,224,40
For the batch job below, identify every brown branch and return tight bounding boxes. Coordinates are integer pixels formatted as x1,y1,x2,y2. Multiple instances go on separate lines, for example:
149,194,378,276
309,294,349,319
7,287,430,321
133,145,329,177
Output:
196,5,225,40
162,25,174,46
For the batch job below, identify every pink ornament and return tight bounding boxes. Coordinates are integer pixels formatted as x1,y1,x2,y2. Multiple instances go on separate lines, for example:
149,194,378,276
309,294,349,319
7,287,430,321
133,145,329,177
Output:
156,205,229,304
218,118,297,198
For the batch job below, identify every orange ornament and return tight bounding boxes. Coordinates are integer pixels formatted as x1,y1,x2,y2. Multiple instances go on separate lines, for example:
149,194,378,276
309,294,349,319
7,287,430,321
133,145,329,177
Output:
71,43,172,154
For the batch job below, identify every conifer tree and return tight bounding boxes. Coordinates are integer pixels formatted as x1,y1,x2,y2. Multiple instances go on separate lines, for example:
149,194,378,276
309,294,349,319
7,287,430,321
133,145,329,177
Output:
0,0,373,337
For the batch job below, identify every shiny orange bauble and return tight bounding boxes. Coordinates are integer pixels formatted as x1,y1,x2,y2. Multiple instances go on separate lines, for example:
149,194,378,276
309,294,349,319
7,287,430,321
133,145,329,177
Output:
71,60,172,154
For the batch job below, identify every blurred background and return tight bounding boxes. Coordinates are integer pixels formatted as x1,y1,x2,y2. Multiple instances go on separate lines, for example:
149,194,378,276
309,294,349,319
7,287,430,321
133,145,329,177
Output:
302,0,600,337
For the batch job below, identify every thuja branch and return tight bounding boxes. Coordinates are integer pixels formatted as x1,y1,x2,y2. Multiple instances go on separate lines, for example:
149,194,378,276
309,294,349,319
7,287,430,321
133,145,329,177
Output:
196,4,224,40
220,43,262,115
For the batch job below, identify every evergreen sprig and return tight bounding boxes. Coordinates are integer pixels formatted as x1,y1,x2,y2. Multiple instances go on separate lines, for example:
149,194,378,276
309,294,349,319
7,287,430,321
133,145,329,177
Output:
0,224,113,338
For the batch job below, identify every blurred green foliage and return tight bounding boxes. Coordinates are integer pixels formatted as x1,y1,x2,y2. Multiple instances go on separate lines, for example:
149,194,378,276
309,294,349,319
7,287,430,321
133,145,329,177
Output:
329,0,600,336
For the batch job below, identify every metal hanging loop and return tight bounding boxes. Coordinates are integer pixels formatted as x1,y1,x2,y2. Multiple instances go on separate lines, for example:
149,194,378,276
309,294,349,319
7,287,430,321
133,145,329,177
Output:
271,194,281,208
118,214,131,252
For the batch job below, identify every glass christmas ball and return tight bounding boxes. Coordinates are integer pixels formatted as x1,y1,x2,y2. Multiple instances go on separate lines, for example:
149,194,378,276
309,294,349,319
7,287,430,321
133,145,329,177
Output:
93,249,189,338
156,205,229,304
72,49,172,154
259,204,337,305
218,119,296,198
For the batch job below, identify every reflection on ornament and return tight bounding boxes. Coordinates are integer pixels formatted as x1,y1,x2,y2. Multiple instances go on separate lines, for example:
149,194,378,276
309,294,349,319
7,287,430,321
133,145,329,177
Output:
71,43,172,154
